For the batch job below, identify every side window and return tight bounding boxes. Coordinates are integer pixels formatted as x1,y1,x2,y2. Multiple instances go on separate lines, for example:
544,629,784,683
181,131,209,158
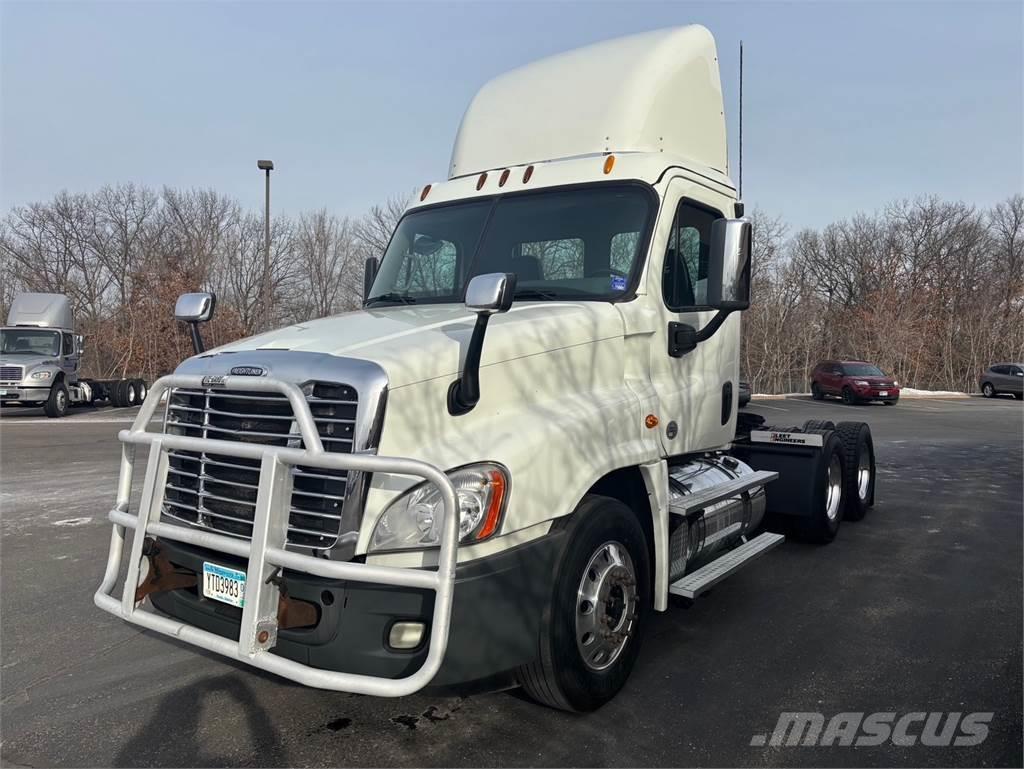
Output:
663,200,722,310
610,231,640,274
993,365,1008,375
390,234,458,297
61,333,73,355
519,238,585,281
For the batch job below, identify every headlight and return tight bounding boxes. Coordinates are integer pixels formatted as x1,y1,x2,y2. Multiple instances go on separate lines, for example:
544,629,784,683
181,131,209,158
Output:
854,380,869,386
893,380,899,387
370,463,508,552
29,370,53,380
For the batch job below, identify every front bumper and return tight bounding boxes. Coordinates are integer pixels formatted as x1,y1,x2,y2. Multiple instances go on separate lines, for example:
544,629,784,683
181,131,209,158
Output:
94,374,464,697
150,530,561,686
0,384,49,402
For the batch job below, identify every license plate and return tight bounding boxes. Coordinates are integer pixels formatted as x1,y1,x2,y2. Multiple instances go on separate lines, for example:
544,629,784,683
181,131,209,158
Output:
878,390,888,396
202,562,246,607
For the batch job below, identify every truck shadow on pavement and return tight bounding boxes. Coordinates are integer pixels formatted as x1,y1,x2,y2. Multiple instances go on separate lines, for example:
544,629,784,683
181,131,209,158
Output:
115,673,285,767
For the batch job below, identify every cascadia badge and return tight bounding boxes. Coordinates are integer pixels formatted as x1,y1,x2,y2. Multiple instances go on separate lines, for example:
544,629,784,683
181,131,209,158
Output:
230,366,266,377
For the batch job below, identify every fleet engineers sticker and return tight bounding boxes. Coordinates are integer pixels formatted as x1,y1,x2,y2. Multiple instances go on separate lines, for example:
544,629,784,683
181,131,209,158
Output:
750,430,824,447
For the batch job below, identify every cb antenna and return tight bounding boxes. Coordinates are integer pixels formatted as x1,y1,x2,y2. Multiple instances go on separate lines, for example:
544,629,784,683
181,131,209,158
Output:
738,39,744,201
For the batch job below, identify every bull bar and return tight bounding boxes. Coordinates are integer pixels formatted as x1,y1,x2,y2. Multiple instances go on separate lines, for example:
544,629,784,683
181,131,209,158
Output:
94,374,458,697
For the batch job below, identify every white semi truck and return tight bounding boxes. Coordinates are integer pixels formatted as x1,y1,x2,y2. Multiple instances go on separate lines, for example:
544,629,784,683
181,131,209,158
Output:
95,26,876,711
0,293,147,417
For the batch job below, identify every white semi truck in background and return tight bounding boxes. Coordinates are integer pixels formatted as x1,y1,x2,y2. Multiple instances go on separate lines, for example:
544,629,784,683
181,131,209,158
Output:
95,25,877,711
0,293,147,417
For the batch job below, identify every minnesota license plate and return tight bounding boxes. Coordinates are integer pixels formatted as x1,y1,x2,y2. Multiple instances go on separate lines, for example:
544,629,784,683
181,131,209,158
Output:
202,562,246,607
878,390,888,396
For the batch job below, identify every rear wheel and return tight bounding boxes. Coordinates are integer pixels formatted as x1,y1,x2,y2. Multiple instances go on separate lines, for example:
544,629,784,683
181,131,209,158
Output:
811,382,824,400
836,422,875,521
517,495,650,712
43,381,69,418
841,387,858,405
796,431,846,543
982,382,995,398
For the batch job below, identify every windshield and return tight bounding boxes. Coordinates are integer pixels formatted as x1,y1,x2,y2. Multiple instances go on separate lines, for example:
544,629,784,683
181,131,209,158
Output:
844,363,885,377
367,184,654,305
0,328,60,356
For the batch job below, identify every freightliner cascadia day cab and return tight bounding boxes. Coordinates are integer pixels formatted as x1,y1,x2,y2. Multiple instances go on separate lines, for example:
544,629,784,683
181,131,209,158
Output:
95,26,877,711
0,293,148,417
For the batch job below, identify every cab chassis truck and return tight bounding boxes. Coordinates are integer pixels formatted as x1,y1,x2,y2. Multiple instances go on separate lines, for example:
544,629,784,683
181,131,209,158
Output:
94,26,877,711
0,293,148,417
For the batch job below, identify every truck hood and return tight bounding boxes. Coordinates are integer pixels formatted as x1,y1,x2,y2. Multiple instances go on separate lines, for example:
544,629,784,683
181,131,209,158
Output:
206,302,624,389
0,355,59,368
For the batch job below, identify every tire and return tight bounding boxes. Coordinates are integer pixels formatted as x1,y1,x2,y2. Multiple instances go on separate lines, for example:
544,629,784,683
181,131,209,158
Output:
841,387,858,406
811,382,823,400
835,422,875,521
43,381,69,418
113,379,129,407
517,495,651,712
803,419,836,431
125,380,138,407
982,382,995,398
134,379,148,404
796,431,846,543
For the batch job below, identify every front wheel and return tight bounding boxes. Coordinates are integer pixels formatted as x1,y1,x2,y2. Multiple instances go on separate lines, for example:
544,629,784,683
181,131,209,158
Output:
982,382,995,398
517,495,650,711
43,382,69,418
841,387,858,405
811,382,824,400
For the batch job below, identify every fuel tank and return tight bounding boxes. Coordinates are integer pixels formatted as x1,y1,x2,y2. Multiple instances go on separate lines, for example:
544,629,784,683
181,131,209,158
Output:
667,456,767,581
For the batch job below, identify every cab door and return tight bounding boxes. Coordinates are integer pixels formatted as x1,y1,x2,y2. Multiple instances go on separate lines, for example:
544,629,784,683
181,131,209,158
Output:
647,176,740,456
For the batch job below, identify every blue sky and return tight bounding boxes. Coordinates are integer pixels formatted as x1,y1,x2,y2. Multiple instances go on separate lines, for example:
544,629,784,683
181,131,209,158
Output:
1,1,1021,230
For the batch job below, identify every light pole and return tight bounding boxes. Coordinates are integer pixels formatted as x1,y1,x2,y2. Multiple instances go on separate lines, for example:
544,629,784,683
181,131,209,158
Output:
257,159,274,330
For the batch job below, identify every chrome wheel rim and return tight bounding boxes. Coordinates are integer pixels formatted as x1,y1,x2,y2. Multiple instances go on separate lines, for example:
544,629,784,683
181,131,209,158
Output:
137,383,147,402
127,384,136,403
857,447,871,500
56,390,66,410
983,384,993,396
575,541,637,671
825,453,843,521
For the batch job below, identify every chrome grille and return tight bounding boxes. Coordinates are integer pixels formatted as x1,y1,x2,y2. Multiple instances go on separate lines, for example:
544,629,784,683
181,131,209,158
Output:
162,382,358,549
0,366,23,381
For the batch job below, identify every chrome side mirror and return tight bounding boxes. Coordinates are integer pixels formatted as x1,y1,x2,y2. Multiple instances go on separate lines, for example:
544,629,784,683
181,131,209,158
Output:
449,273,517,416
465,272,516,315
174,292,216,323
707,219,752,311
175,292,216,354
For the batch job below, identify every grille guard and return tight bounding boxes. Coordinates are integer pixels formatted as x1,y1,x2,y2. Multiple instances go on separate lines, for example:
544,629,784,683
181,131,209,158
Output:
94,374,458,697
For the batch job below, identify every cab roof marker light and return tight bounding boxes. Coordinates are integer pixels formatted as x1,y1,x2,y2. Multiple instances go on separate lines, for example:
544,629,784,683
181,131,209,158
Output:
522,165,534,183
603,154,616,174
476,172,488,190
498,169,510,187
420,184,432,201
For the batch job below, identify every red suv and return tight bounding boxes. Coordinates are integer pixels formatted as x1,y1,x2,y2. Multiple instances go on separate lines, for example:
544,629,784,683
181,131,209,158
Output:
811,360,900,405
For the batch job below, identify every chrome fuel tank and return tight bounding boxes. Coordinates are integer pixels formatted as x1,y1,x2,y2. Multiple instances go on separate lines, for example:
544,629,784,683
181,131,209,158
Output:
667,456,767,581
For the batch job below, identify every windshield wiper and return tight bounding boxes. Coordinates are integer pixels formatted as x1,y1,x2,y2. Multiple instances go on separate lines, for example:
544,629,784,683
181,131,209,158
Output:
366,292,418,306
513,288,561,301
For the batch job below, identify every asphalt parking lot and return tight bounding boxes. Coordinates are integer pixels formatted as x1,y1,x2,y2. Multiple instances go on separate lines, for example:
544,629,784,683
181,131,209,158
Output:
1,396,1021,767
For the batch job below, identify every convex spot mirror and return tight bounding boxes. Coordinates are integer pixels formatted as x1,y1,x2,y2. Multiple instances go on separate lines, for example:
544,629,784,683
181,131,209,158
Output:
707,218,752,311
174,292,216,323
465,273,516,315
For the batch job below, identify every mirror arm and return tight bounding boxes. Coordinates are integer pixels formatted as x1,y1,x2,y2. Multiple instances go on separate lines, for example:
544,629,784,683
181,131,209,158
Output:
447,314,490,415
694,309,734,343
186,322,206,355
